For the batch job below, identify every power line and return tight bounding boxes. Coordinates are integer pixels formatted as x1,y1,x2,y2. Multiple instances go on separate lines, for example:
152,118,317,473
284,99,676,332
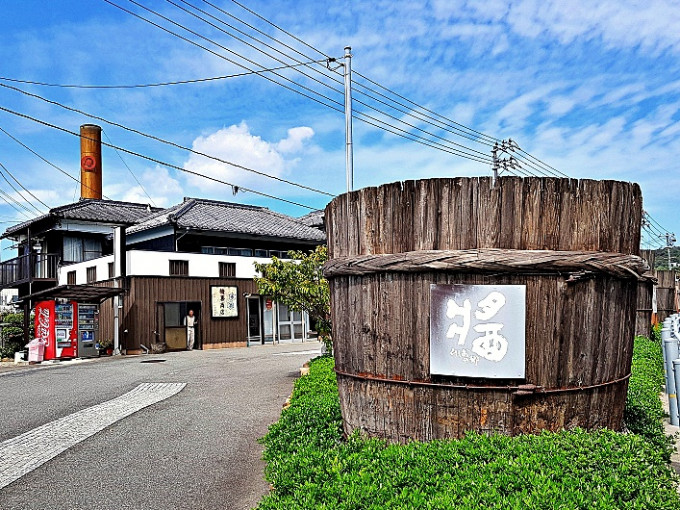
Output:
0,162,47,214
646,211,671,235
207,0,569,176
228,0,330,60
0,105,319,210
0,82,336,197
0,139,53,210
0,59,326,89
101,129,157,207
102,0,344,112
170,0,493,162
0,123,113,200
146,0,488,166
104,0,493,165
224,0,503,148
0,182,37,218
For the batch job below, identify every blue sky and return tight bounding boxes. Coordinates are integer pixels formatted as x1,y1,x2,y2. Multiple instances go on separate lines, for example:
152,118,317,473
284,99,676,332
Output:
0,0,678,255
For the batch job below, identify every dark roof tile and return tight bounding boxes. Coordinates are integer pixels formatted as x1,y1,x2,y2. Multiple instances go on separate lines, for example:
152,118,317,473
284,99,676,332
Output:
2,199,160,238
128,198,326,243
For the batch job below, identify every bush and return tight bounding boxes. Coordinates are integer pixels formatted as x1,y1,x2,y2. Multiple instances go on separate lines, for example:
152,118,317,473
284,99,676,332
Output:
624,335,674,458
0,312,31,359
258,352,680,509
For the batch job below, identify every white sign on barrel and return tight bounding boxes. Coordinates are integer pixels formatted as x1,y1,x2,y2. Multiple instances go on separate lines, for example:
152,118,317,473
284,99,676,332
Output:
430,284,526,378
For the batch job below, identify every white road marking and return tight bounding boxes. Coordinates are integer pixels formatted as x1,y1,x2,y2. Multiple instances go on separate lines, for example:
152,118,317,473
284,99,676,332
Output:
0,382,186,490
272,349,321,356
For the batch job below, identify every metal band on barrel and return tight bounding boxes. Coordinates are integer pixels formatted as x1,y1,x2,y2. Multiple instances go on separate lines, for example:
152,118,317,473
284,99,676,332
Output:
323,248,653,283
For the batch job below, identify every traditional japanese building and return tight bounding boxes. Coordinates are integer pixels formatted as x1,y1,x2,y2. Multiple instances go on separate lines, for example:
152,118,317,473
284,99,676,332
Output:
0,197,325,354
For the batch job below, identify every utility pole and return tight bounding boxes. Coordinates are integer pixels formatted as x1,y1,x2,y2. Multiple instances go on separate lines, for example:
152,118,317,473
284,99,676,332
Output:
662,232,677,270
343,46,353,193
490,139,520,186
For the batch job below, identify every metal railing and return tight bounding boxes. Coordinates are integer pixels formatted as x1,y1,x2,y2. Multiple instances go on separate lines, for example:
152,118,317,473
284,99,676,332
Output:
0,253,59,287
662,314,680,426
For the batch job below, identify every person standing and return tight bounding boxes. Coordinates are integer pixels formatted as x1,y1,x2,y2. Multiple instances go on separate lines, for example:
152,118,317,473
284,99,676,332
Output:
184,309,197,350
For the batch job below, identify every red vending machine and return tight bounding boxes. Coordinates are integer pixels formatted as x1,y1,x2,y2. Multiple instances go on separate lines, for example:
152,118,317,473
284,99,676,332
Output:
34,300,78,360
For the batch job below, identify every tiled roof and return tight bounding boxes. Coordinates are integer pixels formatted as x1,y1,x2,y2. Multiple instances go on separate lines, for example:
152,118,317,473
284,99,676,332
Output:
298,210,325,229
128,198,326,243
2,199,160,238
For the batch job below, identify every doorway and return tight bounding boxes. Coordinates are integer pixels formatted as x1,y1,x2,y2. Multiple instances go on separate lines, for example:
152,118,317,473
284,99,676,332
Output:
247,296,261,345
159,301,202,350
246,296,276,346
277,303,304,342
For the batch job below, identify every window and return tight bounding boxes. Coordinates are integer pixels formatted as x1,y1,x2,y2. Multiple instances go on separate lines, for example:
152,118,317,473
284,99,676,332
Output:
219,262,236,278
86,266,97,283
67,271,76,285
108,262,114,279
63,236,102,263
169,260,189,276
201,246,228,255
254,249,268,257
228,248,253,256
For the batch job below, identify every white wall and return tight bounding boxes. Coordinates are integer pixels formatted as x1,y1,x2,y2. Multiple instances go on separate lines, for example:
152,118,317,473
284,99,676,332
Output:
58,255,113,285
58,251,273,284
127,251,269,278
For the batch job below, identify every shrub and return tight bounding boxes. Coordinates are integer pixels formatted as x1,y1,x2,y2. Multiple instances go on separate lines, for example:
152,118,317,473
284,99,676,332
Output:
0,312,31,359
258,352,680,509
624,336,673,458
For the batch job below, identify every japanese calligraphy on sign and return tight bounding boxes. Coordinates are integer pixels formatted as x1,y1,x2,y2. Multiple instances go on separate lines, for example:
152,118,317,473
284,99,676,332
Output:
211,285,238,318
430,284,526,378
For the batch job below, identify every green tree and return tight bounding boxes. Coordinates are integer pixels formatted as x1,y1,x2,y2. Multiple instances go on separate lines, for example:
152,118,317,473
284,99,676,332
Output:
254,246,332,353
0,311,32,358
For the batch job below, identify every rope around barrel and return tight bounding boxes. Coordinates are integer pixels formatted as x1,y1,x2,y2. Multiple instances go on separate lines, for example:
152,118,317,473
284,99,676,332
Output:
323,248,653,283
333,367,631,396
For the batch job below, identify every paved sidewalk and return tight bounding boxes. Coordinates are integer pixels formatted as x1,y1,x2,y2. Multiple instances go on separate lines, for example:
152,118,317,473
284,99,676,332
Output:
660,392,680,478
0,356,105,376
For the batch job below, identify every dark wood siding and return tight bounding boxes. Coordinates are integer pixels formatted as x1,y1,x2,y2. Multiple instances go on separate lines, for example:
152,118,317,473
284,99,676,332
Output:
99,276,258,352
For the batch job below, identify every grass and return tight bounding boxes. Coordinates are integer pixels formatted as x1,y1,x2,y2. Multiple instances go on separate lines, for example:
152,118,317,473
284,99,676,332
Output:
258,334,679,509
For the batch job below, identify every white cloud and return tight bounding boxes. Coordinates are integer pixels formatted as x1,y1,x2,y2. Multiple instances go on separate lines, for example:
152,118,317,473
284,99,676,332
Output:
183,122,315,193
106,166,182,207
276,126,315,153
504,0,680,53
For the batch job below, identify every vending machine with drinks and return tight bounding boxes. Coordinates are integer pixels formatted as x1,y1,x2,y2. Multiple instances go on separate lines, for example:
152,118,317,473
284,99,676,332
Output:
77,303,99,358
35,300,78,360
34,300,101,360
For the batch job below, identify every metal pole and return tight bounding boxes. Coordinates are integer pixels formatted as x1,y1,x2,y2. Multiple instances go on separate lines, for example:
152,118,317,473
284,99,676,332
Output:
673,358,680,428
112,227,122,356
662,322,679,425
344,46,353,193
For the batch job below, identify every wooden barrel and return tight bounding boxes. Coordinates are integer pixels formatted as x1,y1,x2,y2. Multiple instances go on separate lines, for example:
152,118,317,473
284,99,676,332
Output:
656,270,679,322
324,177,646,442
635,250,655,338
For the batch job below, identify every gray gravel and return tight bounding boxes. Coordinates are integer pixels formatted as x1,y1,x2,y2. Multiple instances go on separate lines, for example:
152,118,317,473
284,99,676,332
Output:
0,343,320,510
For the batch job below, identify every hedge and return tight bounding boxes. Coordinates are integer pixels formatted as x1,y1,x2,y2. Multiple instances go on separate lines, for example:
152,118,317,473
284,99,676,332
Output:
258,339,679,509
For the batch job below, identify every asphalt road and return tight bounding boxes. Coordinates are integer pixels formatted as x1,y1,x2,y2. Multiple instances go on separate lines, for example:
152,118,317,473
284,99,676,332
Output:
0,342,320,510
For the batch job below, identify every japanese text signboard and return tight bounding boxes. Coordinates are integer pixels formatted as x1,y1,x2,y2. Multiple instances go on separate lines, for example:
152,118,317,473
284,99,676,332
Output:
211,285,238,318
430,284,526,379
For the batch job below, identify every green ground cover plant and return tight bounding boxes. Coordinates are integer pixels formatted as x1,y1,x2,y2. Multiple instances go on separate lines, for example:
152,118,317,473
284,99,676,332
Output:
259,339,679,509
624,332,673,457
